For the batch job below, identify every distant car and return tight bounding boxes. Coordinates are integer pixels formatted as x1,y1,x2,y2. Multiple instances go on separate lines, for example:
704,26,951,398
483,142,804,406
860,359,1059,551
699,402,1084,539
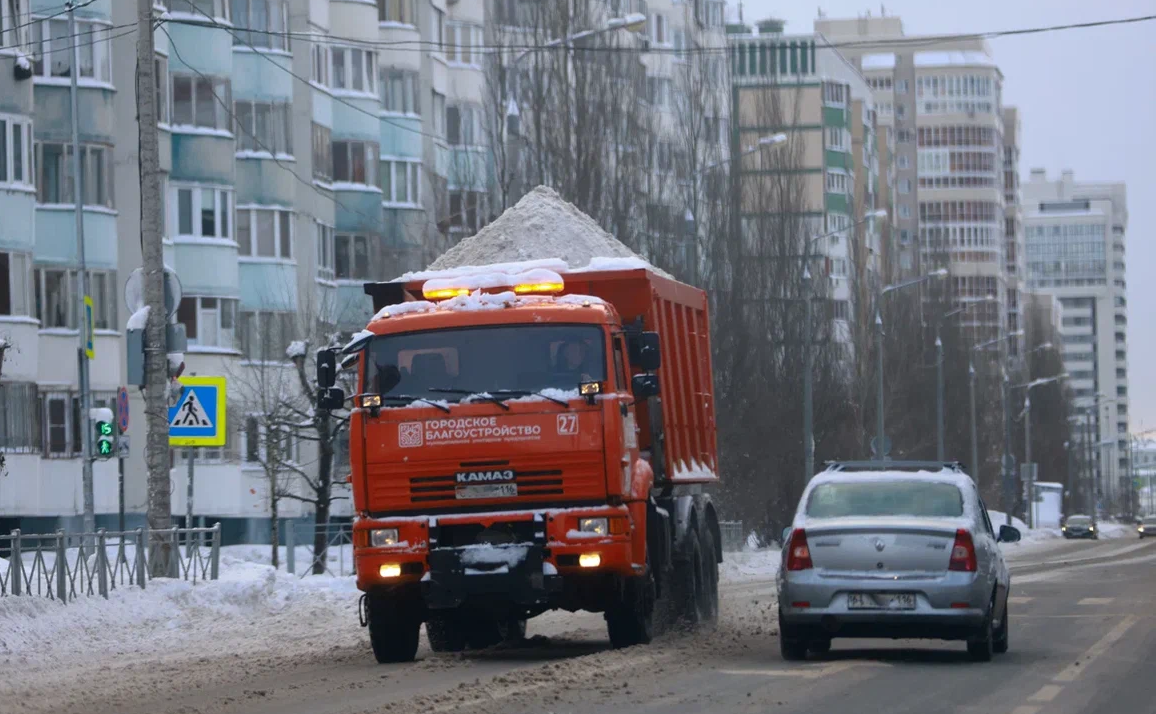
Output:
777,461,1020,663
1062,515,1098,539
1138,516,1156,539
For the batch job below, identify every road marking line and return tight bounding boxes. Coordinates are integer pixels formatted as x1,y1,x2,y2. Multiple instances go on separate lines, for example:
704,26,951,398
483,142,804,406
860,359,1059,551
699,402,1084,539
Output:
1011,706,1041,714
1053,615,1137,683
1008,596,1034,604
1028,685,1063,702
1077,597,1114,605
718,661,890,680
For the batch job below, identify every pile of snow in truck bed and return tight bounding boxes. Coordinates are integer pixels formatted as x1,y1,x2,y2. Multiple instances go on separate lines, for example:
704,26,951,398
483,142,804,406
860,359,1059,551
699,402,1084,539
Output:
420,185,671,278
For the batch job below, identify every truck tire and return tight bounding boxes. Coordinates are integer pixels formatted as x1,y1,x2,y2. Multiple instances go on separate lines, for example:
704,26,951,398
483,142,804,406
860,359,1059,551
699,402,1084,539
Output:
367,593,420,663
606,575,655,648
426,615,467,653
699,526,720,623
672,527,706,626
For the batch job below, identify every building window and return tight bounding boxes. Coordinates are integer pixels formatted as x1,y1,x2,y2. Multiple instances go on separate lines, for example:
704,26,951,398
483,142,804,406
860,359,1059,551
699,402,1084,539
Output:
898,178,911,194
311,43,329,86
335,233,369,280
88,270,117,329
822,82,848,105
705,0,725,27
237,206,293,259
825,126,847,150
445,22,482,66
650,13,667,45
242,415,300,465
238,310,296,361
169,0,231,20
447,190,488,236
446,103,481,146
0,383,41,454
231,0,290,50
234,101,293,155
1,0,28,49
171,74,232,130
380,159,421,206
432,91,446,137
831,300,850,320
316,221,335,281
897,154,910,169
896,129,913,143
31,268,115,329
898,204,911,219
825,171,849,194
34,142,114,208
899,229,912,244
311,122,332,182
331,47,377,94
155,55,171,124
646,76,673,108
0,251,31,317
173,185,233,239
378,0,416,25
30,16,113,82
895,79,908,94
332,140,379,185
0,116,32,187
177,296,238,350
380,68,420,115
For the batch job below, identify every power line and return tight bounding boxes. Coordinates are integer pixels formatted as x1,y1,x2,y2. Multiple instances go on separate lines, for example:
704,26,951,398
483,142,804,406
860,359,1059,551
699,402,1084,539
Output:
6,0,99,33
0,20,137,53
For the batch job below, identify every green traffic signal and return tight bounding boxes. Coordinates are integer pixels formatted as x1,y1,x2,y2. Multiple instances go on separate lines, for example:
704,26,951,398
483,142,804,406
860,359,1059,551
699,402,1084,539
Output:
95,420,115,459
98,421,114,436
98,440,113,455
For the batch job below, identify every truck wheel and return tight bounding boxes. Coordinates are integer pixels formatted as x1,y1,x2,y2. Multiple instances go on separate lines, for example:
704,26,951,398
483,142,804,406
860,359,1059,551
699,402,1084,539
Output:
426,615,467,653
367,593,420,663
672,527,706,626
606,575,655,648
699,526,720,623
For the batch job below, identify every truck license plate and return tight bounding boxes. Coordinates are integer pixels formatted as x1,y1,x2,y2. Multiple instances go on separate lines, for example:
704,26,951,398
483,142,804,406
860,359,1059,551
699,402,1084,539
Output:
456,483,517,500
847,592,916,610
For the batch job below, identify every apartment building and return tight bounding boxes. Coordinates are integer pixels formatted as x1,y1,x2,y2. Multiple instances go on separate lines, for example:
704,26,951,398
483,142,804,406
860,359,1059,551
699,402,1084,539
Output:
816,14,1017,345
0,0,488,538
727,19,882,333
1023,169,1129,510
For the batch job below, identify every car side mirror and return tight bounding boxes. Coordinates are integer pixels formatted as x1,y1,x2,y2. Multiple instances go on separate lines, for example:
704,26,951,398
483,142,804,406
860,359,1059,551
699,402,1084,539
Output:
782,527,793,545
316,348,337,389
317,387,345,411
631,373,659,399
998,525,1021,543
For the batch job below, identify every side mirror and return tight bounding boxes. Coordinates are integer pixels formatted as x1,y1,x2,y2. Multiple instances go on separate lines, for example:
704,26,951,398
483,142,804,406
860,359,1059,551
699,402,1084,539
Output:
317,349,337,389
782,527,793,545
317,387,345,411
637,331,661,372
631,373,659,399
998,525,1021,543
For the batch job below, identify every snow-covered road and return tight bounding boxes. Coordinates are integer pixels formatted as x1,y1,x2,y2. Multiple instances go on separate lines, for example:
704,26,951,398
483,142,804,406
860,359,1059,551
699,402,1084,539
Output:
0,529,1135,714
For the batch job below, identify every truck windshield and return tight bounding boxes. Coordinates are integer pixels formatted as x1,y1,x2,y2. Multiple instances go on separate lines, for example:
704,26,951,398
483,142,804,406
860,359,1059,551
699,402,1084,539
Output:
364,324,607,403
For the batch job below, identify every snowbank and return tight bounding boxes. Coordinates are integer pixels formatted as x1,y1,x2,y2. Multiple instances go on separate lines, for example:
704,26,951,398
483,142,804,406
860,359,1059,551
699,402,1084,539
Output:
720,548,780,583
421,186,672,278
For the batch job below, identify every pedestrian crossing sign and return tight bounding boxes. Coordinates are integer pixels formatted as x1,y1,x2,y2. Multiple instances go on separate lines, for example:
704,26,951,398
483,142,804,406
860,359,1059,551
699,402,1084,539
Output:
168,376,226,446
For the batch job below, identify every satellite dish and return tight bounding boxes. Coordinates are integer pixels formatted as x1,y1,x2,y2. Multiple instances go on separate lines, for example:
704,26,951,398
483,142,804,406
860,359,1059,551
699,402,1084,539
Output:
124,267,182,319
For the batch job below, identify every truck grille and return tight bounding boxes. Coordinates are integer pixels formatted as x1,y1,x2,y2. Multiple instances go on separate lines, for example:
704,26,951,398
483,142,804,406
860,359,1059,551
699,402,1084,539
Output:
411,469,563,503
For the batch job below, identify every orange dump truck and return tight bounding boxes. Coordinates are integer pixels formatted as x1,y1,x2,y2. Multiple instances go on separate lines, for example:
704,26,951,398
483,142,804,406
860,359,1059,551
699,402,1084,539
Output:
315,261,722,662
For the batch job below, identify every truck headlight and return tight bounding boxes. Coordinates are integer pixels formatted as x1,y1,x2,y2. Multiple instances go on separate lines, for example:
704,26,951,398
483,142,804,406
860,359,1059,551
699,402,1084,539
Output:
578,518,609,536
370,528,400,547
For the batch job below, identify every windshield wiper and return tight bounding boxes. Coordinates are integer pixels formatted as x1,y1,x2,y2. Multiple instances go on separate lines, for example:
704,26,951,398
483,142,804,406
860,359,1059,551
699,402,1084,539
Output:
490,389,570,408
428,388,511,411
381,394,452,413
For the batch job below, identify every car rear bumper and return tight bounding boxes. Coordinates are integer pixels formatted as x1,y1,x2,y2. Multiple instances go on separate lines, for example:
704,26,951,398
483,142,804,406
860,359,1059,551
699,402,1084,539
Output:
779,572,989,640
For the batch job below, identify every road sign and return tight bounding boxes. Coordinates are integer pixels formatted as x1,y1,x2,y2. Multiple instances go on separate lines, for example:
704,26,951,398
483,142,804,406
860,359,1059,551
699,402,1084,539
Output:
124,267,182,320
84,295,95,359
870,435,892,458
117,435,130,459
167,376,227,447
117,386,130,433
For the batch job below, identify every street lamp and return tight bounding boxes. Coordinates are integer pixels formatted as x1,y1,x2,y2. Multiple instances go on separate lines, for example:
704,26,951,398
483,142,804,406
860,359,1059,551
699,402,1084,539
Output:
874,267,949,459
801,208,888,482
968,329,1023,523
1014,372,1068,527
935,295,998,460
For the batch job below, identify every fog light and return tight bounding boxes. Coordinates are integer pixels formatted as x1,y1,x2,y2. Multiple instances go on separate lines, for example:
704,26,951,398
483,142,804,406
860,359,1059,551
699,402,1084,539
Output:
578,553,601,568
379,563,402,578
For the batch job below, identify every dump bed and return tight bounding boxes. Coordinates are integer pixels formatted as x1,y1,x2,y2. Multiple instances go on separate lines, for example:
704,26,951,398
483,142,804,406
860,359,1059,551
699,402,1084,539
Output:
383,267,719,485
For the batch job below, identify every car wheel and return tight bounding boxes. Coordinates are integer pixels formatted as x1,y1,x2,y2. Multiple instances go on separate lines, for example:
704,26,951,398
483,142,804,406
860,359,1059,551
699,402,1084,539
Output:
778,610,808,661
967,595,995,662
993,599,1009,655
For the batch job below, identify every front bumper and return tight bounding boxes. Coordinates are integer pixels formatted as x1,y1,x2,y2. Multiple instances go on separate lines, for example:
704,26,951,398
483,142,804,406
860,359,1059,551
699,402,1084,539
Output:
1063,529,1096,539
779,571,988,640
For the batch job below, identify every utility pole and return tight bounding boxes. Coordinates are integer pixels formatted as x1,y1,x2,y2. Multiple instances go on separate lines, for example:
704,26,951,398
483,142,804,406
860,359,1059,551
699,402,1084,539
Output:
802,265,813,486
969,361,978,482
1024,395,1033,528
875,309,885,458
137,0,172,575
1002,368,1013,525
935,333,944,461
68,1,94,541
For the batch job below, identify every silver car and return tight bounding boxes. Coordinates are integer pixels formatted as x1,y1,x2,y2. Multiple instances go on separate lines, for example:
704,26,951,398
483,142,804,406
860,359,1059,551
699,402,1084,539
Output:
777,461,1021,662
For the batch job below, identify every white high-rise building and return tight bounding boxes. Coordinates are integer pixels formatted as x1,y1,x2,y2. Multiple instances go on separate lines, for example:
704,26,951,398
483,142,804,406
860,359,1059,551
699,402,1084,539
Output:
1022,169,1129,511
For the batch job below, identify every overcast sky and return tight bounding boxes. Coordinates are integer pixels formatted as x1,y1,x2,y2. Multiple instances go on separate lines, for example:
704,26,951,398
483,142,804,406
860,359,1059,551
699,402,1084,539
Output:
739,0,1156,433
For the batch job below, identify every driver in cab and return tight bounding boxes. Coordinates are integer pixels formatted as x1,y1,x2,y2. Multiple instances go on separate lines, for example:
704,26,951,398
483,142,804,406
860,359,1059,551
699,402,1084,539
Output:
556,339,595,384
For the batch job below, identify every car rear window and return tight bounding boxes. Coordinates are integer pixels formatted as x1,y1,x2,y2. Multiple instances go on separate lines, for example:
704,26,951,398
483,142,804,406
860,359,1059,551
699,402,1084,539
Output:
806,480,965,519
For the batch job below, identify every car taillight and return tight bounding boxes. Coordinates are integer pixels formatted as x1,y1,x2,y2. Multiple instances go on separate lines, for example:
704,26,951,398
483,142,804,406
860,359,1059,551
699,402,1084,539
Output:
949,529,977,572
786,528,813,571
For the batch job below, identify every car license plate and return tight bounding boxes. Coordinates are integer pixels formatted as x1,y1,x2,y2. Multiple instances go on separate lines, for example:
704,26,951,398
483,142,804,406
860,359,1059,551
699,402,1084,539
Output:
847,592,916,610
456,483,517,500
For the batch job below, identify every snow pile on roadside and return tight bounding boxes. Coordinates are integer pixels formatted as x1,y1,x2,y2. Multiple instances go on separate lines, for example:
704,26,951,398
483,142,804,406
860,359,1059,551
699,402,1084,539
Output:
422,185,671,278
1091,521,1132,539
0,556,357,665
720,548,780,583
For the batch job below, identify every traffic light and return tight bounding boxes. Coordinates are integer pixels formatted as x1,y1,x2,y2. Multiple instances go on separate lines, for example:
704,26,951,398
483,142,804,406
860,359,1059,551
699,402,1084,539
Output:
95,418,115,459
